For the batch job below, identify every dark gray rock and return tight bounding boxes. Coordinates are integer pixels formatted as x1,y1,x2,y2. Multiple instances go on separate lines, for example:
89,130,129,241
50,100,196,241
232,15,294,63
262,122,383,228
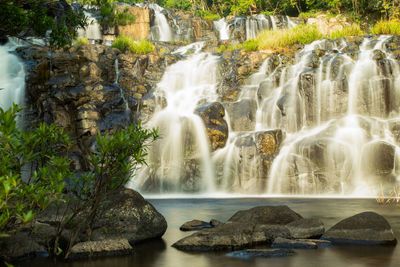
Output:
228,205,302,225
0,232,48,261
69,239,134,260
180,220,213,231
271,237,317,249
172,206,301,251
224,99,257,132
210,219,223,227
322,212,397,245
91,189,167,245
226,248,295,259
286,218,325,239
362,141,395,176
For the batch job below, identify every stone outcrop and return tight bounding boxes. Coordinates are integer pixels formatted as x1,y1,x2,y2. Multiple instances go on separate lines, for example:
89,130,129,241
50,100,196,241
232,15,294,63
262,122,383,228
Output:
116,6,154,41
322,212,397,245
69,239,134,260
180,220,213,231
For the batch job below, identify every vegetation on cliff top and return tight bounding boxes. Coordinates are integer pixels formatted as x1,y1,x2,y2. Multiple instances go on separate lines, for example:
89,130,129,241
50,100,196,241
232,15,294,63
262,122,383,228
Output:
111,36,155,54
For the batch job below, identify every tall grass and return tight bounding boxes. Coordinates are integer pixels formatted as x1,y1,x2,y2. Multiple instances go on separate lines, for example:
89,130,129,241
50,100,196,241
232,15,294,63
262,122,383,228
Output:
74,37,89,46
111,36,154,54
329,23,365,39
256,24,324,50
371,19,400,35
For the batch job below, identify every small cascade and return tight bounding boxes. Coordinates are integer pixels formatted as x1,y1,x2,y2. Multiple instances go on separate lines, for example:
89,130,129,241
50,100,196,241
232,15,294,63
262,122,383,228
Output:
147,4,173,42
0,40,25,111
213,18,230,41
77,11,102,43
132,43,220,193
114,58,130,112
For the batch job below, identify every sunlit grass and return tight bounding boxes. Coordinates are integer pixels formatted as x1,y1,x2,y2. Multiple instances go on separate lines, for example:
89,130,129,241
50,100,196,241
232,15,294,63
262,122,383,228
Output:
74,37,89,46
371,19,400,35
329,23,365,39
111,36,154,54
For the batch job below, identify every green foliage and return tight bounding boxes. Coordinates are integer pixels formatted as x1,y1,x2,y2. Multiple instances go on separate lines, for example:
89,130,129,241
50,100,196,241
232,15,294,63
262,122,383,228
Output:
112,36,154,54
0,104,71,233
243,39,259,51
0,0,87,48
256,24,323,49
329,23,365,39
75,37,90,46
164,0,192,11
215,44,227,53
371,19,400,35
129,40,155,54
117,8,136,26
195,10,221,21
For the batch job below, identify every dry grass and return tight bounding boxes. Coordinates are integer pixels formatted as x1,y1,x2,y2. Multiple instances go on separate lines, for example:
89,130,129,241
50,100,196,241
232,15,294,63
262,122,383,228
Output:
371,19,400,35
329,23,365,39
376,185,400,205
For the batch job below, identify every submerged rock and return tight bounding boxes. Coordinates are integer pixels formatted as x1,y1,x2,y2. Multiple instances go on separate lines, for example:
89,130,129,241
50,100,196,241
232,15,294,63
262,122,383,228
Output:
0,232,48,262
322,212,397,245
272,237,317,249
226,248,295,259
180,220,213,231
69,239,134,260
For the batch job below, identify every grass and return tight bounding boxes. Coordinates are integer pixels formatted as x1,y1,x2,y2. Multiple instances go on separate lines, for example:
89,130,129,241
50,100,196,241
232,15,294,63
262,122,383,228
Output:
111,36,154,54
329,23,365,39
371,19,400,35
376,185,400,205
256,24,324,50
74,37,89,46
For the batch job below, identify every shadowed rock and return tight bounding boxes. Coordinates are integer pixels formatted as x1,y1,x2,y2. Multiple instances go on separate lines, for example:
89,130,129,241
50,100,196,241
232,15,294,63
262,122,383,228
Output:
180,220,213,231
286,218,325,239
272,237,317,249
322,212,397,245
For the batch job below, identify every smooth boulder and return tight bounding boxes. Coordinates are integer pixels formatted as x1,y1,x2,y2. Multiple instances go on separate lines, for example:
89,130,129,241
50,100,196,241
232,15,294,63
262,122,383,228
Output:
322,212,397,245
286,218,325,239
180,220,213,231
69,239,134,260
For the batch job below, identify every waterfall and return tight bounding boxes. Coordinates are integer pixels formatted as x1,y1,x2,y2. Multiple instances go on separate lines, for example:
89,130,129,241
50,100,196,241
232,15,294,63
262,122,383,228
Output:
132,43,219,193
131,34,400,197
114,58,130,112
0,39,25,111
213,18,230,41
147,3,173,42
77,11,102,43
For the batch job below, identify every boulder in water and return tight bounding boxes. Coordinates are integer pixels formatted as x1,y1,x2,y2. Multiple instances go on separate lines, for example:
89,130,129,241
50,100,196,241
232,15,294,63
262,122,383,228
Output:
286,218,325,239
226,248,295,259
180,220,213,231
68,239,134,260
322,212,397,245
271,237,318,249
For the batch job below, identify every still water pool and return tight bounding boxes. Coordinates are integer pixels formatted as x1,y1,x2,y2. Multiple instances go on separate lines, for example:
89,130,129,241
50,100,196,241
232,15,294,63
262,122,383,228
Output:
25,198,400,267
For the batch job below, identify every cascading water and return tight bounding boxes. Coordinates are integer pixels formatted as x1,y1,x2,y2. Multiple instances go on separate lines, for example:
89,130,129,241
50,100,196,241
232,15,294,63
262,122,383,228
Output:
213,18,230,41
0,39,25,110
147,4,173,42
132,34,400,197
132,43,219,193
77,11,102,43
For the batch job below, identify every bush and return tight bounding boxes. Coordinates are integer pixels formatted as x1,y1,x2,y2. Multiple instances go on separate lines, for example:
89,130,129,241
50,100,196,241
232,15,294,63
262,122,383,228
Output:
329,23,365,39
74,37,89,46
243,39,259,51
195,10,221,21
116,7,136,26
256,24,324,49
371,19,400,35
129,40,155,54
111,36,134,52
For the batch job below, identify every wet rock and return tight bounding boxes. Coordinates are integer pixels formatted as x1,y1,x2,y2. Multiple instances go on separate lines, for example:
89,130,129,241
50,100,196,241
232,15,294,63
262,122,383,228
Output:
286,218,325,239
180,220,213,231
322,212,397,245
172,206,301,251
0,232,47,262
69,239,134,260
226,248,295,259
195,102,229,151
272,237,317,249
224,99,257,132
362,141,395,176
210,219,223,227
91,189,167,244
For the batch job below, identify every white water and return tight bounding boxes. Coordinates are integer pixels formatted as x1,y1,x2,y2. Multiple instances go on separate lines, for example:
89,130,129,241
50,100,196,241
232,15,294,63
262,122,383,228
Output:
77,11,102,42
132,35,400,197
147,3,173,42
0,40,25,110
213,18,230,40
132,43,219,193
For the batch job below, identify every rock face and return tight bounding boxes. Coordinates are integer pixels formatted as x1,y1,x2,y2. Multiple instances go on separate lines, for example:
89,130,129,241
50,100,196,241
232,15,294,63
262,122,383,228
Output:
0,232,47,262
272,237,317,249
195,102,229,151
286,218,325,239
116,6,154,41
172,205,302,251
322,212,397,245
180,220,213,231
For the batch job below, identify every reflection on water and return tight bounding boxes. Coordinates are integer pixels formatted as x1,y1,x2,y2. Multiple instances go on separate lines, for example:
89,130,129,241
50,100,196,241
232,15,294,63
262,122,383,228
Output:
23,198,400,267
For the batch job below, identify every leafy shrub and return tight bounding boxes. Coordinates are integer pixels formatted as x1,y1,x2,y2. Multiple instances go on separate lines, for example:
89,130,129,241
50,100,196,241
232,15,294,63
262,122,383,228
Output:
116,7,136,26
196,10,221,21
111,36,134,52
371,19,400,35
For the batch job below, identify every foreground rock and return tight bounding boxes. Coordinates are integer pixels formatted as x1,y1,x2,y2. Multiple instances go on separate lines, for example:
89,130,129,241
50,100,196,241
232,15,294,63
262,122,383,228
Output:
172,206,301,251
272,237,317,249
226,248,295,259
0,189,167,262
286,218,325,239
69,239,134,260
322,212,397,245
